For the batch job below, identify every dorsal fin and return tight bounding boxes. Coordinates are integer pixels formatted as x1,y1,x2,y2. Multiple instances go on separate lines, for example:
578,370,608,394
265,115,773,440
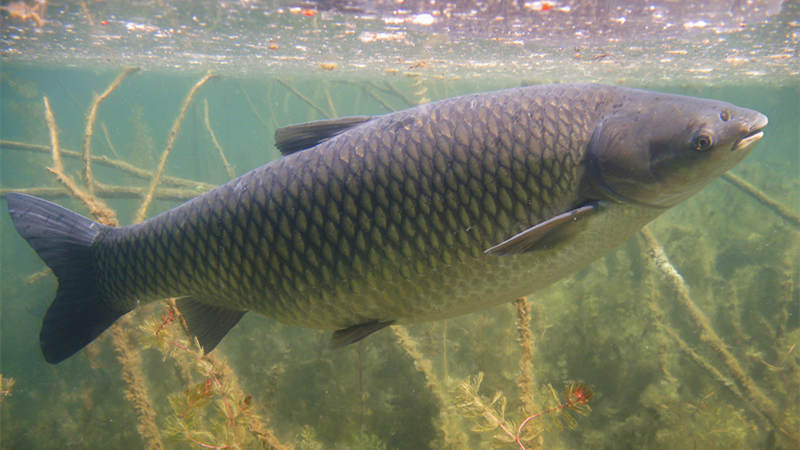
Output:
274,115,374,155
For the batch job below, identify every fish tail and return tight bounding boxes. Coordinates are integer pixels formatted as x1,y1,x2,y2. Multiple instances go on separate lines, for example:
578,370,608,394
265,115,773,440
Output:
6,193,129,364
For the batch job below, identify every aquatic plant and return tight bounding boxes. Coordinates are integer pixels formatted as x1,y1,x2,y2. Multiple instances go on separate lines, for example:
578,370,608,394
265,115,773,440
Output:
454,372,593,449
0,374,15,402
0,67,796,449
141,304,283,449
641,226,800,446
1,68,288,449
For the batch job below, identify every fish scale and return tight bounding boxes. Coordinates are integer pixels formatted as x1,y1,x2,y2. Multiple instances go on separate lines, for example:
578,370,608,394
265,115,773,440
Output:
95,85,598,326
7,83,767,362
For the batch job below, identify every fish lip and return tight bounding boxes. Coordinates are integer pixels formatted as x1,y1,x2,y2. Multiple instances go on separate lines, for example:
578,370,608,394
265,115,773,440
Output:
734,130,763,150
733,114,767,151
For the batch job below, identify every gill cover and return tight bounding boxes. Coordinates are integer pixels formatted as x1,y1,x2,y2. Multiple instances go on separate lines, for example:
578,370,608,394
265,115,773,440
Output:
584,98,763,209
585,109,708,207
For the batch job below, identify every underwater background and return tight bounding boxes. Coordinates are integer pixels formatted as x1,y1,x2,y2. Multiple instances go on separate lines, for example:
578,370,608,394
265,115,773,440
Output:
1,1,798,448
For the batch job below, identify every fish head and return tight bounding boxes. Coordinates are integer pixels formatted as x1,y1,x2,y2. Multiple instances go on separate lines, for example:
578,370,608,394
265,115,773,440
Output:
585,92,768,208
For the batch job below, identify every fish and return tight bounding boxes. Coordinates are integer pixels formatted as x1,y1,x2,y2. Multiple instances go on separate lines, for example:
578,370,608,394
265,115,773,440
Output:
5,83,767,364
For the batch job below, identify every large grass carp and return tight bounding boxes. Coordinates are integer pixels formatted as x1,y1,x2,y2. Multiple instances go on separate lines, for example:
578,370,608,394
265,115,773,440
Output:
6,83,767,363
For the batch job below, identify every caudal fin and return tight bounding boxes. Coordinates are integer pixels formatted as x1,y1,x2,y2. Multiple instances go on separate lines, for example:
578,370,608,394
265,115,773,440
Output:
6,193,128,364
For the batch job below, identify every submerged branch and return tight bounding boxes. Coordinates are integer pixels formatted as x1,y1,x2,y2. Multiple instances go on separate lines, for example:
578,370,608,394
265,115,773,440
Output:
323,83,338,118
43,97,118,226
362,85,395,112
82,67,139,194
0,184,203,201
1,140,216,191
655,311,746,404
100,121,120,158
276,79,331,118
722,172,800,228
203,98,235,179
238,82,271,129
374,80,417,107
135,70,217,222
640,227,796,444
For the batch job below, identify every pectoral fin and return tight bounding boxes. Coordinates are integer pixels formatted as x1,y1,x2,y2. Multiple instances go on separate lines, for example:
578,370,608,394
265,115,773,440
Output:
330,320,395,349
275,116,374,155
175,297,246,353
485,203,600,255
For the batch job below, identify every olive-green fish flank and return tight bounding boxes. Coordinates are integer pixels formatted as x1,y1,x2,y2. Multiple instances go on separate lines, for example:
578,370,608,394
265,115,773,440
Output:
7,83,767,362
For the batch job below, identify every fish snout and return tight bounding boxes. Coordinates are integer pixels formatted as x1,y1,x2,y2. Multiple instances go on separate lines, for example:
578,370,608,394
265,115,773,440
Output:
751,112,769,131
733,111,768,152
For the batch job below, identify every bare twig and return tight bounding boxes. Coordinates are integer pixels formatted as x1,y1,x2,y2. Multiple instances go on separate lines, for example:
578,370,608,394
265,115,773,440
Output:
79,0,95,26
25,268,51,285
44,98,64,175
203,98,235,179
1,140,215,191
135,71,217,223
82,67,139,194
238,82,271,128
43,97,118,225
276,79,330,118
722,172,800,228
375,80,416,107
323,83,338,118
362,86,395,112
1,185,199,201
100,122,120,158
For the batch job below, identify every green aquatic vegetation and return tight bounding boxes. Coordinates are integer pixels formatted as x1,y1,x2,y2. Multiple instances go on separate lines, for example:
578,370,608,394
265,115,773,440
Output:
0,67,797,449
295,425,324,450
454,372,593,449
641,384,762,448
141,305,283,449
0,374,15,402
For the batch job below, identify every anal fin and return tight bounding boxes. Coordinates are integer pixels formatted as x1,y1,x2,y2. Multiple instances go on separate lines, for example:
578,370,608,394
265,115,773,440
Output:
176,297,246,353
485,202,600,255
330,320,395,349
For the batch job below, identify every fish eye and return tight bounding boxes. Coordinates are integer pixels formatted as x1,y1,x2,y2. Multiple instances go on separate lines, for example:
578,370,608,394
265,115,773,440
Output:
720,110,730,122
693,134,714,151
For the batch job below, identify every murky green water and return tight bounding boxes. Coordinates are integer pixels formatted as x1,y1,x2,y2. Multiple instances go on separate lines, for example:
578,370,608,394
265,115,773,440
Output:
1,1,798,449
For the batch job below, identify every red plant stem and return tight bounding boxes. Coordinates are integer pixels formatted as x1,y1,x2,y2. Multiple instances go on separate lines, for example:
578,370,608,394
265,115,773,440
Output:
209,370,237,431
184,431,232,449
496,421,516,443
514,405,563,449
155,308,175,335
513,388,590,449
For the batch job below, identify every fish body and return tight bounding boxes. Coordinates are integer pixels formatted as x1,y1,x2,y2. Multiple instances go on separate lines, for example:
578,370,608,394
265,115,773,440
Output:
6,84,767,363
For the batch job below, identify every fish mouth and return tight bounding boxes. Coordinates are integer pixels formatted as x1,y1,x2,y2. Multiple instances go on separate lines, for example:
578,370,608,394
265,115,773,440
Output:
733,114,768,151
